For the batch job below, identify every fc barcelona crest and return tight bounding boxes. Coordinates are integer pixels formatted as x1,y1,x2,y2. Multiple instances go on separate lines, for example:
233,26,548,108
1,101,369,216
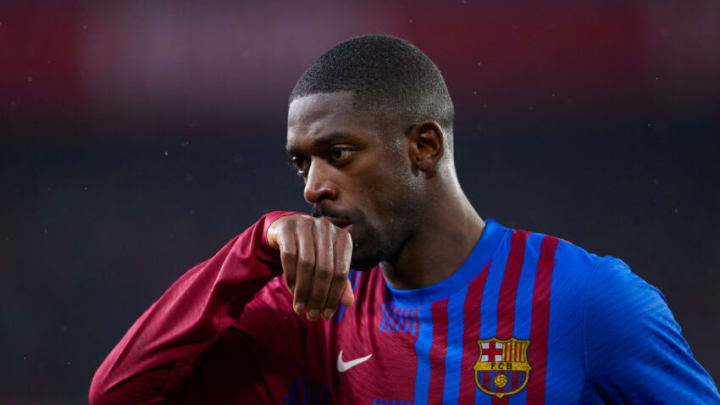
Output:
473,337,531,399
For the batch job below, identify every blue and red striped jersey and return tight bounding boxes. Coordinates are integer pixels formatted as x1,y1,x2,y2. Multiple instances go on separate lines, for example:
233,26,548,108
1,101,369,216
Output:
90,213,720,405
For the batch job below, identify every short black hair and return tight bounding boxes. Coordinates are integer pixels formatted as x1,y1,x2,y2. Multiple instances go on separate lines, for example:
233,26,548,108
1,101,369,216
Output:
290,35,454,142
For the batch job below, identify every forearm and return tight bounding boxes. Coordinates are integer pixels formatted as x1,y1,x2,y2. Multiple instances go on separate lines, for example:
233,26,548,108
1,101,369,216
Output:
89,211,297,405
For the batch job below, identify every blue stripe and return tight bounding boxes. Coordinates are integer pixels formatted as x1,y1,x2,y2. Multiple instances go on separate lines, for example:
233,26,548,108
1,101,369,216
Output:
442,285,468,404
289,379,300,405
508,232,543,405
475,230,512,405
379,303,388,331
412,305,433,405
403,309,413,334
302,380,309,405
546,240,584,405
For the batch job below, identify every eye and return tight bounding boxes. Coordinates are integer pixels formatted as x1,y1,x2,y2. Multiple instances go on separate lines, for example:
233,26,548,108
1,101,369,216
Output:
288,155,309,177
328,146,354,164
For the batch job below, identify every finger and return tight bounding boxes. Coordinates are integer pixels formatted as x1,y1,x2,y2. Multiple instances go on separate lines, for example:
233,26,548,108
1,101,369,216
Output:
307,219,334,321
341,279,355,308
322,230,352,319
277,230,297,295
292,220,315,314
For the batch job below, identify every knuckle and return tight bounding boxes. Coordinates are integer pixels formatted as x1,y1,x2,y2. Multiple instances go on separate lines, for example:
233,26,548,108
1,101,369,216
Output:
333,272,348,284
308,295,324,308
281,250,297,261
296,219,312,232
294,283,309,296
297,258,313,270
316,268,333,281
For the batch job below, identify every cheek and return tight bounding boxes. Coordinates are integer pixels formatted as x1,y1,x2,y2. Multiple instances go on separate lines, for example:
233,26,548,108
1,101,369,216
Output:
362,170,413,219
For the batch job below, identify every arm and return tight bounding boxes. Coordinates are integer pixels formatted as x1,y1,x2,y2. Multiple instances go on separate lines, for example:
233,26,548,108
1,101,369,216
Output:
584,258,720,403
89,211,299,405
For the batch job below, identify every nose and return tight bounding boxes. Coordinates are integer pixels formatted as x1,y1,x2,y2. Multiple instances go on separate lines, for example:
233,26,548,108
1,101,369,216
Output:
303,159,338,204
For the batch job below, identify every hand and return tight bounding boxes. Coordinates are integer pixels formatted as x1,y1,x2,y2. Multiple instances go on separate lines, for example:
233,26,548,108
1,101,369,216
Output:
267,215,355,321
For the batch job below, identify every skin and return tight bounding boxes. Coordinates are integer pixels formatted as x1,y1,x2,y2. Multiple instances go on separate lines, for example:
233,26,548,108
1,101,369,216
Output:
267,91,485,321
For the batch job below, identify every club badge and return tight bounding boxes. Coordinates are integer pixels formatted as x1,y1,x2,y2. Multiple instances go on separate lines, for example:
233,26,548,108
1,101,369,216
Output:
473,337,531,399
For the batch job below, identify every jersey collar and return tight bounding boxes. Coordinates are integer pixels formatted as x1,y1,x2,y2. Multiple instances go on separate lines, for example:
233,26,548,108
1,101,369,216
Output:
385,218,508,307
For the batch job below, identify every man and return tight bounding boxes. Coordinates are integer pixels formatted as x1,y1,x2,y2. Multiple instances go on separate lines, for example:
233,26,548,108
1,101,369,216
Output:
89,35,719,404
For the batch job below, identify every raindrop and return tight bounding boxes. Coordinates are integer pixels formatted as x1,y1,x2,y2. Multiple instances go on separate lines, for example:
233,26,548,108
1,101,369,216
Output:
473,90,478,96
26,76,33,83
673,208,679,214
163,151,169,156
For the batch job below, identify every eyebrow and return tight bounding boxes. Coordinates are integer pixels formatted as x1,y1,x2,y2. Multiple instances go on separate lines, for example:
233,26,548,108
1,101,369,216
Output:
286,132,354,156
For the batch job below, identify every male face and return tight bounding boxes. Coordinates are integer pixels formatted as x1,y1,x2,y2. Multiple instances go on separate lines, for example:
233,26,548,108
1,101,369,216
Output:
287,92,422,270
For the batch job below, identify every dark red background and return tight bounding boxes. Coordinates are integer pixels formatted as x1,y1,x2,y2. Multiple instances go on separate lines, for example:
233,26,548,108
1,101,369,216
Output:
1,1,718,403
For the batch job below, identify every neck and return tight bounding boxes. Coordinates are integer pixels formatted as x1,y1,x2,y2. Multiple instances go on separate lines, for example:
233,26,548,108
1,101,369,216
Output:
380,182,485,290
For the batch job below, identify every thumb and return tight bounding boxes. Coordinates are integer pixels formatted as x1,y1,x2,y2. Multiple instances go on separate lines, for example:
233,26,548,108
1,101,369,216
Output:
340,279,355,307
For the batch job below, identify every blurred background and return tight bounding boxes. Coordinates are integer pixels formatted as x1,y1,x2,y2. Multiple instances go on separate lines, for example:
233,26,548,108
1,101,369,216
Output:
1,1,719,403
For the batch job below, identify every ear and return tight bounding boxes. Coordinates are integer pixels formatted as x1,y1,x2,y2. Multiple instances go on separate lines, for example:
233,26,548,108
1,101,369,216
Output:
407,121,444,175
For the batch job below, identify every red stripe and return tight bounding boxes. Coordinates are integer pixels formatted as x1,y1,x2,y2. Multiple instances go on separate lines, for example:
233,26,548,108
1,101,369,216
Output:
401,308,409,332
496,230,529,339
459,260,492,401
526,236,560,405
397,308,406,332
427,298,449,404
389,305,401,331
413,309,420,337
492,230,529,405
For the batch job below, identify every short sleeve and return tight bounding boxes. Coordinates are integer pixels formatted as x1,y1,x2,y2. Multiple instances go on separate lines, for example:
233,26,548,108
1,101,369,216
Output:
584,258,720,404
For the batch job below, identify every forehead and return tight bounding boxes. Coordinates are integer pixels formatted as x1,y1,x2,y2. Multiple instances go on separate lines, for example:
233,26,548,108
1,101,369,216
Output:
287,92,386,150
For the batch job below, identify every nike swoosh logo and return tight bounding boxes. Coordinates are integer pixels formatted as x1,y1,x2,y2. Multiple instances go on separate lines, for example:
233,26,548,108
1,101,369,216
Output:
337,350,372,373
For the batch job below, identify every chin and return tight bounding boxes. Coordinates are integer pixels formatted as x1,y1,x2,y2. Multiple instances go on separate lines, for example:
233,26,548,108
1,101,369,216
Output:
350,247,384,271
350,255,378,271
